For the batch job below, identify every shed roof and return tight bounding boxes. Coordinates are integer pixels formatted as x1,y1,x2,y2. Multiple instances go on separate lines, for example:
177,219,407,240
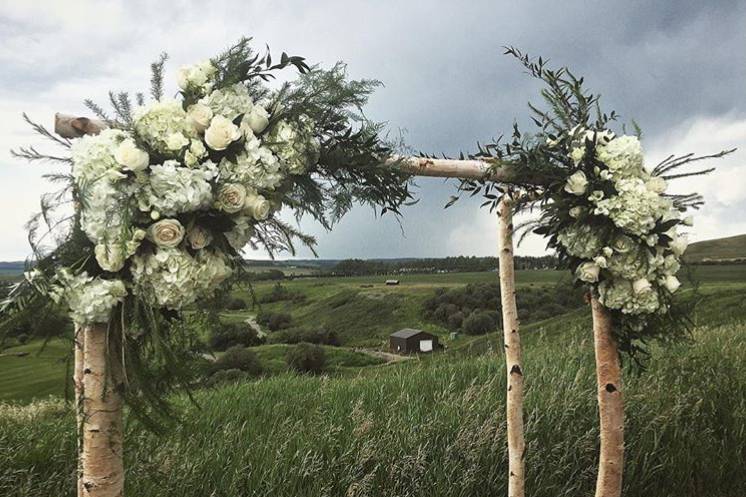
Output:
390,328,428,339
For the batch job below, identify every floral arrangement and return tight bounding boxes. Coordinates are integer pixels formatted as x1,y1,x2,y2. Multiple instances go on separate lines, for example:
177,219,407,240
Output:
453,48,729,358
4,38,412,419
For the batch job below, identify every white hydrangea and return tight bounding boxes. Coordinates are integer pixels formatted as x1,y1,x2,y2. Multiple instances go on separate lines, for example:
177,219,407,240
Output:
51,270,127,325
224,216,255,251
598,278,660,315
134,100,194,155
201,83,254,120
140,161,215,215
593,178,671,236
130,248,232,309
218,135,285,190
595,135,644,178
267,120,319,175
70,129,128,183
557,224,605,259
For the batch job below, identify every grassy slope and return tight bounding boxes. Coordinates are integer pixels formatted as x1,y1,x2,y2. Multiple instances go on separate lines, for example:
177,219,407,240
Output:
2,286,746,496
685,233,746,262
0,340,70,403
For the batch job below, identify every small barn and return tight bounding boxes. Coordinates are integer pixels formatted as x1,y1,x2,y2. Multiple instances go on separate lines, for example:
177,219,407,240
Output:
390,328,438,354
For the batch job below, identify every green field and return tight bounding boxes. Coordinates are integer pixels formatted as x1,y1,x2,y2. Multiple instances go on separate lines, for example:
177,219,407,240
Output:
1,265,745,496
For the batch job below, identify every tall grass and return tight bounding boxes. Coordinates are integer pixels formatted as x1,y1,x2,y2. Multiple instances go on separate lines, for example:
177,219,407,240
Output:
2,318,745,496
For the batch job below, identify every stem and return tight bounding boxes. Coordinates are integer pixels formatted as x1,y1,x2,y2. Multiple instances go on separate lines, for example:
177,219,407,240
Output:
82,323,124,497
497,196,525,497
591,296,624,497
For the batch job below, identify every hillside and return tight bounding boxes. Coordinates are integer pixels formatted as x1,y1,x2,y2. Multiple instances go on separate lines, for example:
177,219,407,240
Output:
2,283,746,496
685,234,746,263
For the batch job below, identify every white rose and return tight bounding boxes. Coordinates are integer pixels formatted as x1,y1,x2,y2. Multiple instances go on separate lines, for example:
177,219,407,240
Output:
569,206,585,219
114,139,149,172
588,190,604,202
245,105,270,134
646,176,667,194
576,261,601,282
593,256,608,268
670,236,688,256
612,235,635,254
245,193,271,220
570,147,585,165
663,275,681,293
95,244,126,272
564,171,588,195
148,219,185,248
632,278,652,295
186,103,213,132
166,132,189,151
216,183,247,213
205,115,241,151
186,225,212,250
177,60,215,90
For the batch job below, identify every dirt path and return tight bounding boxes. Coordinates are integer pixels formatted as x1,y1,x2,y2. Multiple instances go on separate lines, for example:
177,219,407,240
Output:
354,348,414,363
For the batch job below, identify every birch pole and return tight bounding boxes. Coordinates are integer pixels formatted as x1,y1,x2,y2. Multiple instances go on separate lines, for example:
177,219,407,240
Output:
496,195,525,497
74,326,86,497
590,296,624,497
81,323,125,497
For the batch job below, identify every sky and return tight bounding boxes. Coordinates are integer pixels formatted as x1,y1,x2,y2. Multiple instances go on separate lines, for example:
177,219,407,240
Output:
1,0,745,260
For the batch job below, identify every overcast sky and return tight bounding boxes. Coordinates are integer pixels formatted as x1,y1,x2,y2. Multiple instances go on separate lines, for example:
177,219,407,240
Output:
1,0,745,260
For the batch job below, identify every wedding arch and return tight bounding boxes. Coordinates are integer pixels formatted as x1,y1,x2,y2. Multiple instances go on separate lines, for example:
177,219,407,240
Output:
5,39,723,497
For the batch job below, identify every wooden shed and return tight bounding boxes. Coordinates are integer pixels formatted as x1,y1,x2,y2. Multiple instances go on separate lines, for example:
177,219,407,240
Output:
389,328,438,354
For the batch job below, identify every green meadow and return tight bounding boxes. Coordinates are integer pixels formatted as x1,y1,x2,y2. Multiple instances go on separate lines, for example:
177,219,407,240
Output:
0,265,745,496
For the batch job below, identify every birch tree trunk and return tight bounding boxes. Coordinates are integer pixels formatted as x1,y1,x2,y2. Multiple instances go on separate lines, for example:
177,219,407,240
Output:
497,196,525,497
590,296,624,497
74,326,86,497
81,323,124,497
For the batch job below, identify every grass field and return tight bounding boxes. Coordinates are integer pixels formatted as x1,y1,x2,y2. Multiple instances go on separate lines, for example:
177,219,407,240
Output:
1,265,745,496
1,280,745,496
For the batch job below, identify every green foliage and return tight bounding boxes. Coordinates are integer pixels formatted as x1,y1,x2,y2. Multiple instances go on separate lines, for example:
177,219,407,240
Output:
266,327,340,346
422,280,584,332
286,342,326,374
208,321,263,351
462,310,496,335
258,283,306,304
257,311,292,331
210,346,262,377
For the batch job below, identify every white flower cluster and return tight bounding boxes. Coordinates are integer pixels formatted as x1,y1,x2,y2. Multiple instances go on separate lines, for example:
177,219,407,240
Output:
134,100,195,155
63,58,321,314
47,269,127,325
130,248,231,309
557,131,689,315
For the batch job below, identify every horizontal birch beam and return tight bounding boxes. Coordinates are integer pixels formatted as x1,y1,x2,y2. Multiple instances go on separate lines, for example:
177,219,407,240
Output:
53,113,548,185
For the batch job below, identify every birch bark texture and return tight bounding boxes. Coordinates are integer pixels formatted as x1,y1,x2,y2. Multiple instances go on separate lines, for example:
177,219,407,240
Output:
590,296,624,497
74,326,86,497
497,195,525,497
81,323,124,497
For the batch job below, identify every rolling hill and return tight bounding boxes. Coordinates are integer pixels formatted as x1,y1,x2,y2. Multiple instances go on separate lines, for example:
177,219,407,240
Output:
684,234,746,263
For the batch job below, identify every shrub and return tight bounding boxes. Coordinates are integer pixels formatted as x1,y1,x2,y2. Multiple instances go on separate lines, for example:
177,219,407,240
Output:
447,311,464,330
259,283,306,304
286,342,326,374
267,327,339,346
211,346,262,376
209,322,263,351
225,298,248,310
462,310,496,335
204,368,249,387
256,311,293,331
16,333,29,345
